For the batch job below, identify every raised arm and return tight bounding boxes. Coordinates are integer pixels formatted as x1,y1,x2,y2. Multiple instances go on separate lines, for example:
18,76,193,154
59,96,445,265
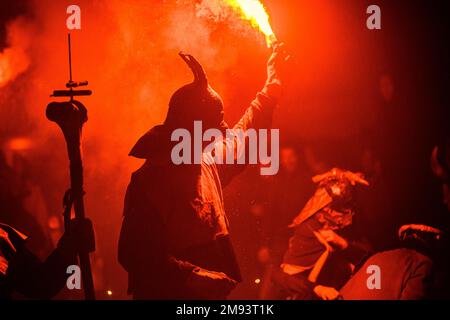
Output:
215,43,289,184
235,42,286,131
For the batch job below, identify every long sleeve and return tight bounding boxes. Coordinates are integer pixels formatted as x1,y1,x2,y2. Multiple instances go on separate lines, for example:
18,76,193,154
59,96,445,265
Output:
216,91,278,186
211,44,284,184
6,246,76,299
234,92,278,131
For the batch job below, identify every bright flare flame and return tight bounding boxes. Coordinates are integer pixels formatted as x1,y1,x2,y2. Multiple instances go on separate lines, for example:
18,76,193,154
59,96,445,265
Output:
224,0,276,47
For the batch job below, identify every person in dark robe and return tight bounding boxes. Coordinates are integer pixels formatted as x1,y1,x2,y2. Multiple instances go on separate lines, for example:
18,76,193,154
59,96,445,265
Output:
0,219,94,299
340,224,442,300
118,44,288,299
263,168,371,300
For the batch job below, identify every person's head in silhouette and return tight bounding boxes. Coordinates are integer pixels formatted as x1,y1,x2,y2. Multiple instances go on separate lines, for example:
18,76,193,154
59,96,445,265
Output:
129,53,227,161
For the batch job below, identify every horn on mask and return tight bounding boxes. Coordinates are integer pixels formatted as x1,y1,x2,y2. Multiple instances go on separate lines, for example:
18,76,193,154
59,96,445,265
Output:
179,52,207,87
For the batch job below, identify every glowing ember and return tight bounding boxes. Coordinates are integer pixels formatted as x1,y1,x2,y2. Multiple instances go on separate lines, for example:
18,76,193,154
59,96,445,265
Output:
224,0,276,47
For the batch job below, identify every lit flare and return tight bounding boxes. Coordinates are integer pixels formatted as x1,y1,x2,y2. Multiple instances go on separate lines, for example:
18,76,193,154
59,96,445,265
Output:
224,0,276,47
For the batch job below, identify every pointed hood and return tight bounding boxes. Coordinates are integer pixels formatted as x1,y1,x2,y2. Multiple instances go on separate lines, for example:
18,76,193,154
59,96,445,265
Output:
164,52,226,130
130,52,227,160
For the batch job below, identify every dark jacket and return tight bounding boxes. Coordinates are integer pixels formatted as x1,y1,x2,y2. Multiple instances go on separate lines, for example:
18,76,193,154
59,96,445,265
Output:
340,248,433,300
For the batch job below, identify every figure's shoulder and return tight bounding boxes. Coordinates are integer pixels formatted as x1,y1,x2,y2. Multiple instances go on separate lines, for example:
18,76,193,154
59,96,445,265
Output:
371,248,432,266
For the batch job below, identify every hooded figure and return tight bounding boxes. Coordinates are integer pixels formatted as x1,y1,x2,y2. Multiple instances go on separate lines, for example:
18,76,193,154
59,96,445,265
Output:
0,220,94,299
118,45,287,299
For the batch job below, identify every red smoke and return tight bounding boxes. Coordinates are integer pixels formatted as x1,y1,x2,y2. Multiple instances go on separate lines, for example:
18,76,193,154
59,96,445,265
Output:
0,0,384,298
0,0,275,298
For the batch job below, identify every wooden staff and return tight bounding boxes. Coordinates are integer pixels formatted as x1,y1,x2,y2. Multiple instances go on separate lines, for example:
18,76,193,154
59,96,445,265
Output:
46,33,95,300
